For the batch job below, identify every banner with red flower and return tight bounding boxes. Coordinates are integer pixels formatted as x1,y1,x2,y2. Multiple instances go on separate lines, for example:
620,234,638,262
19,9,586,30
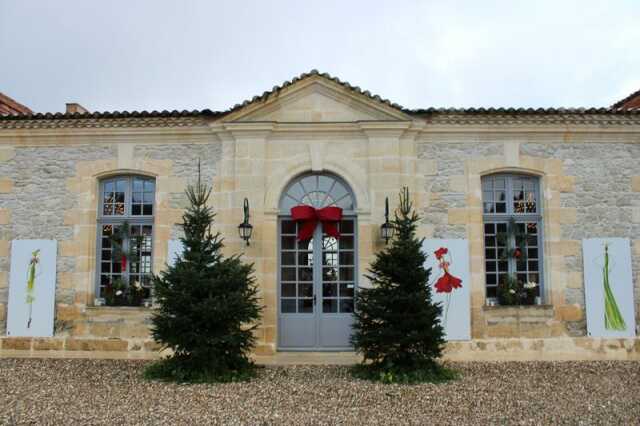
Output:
422,239,471,340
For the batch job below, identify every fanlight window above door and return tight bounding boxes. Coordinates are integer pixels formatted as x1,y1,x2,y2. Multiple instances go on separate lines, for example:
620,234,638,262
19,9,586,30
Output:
279,174,356,213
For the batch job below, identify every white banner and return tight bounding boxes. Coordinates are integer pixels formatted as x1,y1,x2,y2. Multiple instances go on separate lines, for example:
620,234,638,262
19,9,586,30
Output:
7,240,57,337
583,238,636,338
167,239,184,267
422,239,471,340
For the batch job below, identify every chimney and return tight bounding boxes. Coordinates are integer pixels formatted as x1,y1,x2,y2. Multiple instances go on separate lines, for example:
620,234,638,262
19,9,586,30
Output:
65,103,89,114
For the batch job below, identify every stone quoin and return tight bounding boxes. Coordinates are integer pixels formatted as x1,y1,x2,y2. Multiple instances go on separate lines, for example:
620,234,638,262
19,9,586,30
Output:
1,70,640,361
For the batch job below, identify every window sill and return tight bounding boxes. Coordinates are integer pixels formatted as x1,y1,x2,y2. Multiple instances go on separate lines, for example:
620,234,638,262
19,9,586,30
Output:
483,304,553,311
85,306,155,317
483,304,554,320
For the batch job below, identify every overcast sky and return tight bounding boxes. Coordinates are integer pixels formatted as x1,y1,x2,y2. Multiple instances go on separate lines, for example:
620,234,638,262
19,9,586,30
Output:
1,1,638,113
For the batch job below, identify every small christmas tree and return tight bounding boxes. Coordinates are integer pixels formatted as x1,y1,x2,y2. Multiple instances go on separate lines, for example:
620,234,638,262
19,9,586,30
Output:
145,170,262,383
351,187,454,383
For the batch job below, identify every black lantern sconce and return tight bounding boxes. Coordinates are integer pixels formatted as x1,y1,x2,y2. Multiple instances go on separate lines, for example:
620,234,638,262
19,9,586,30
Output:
380,196,395,244
238,198,253,246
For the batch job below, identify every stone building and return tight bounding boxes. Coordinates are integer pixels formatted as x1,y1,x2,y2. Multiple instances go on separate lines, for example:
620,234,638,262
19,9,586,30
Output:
1,71,639,359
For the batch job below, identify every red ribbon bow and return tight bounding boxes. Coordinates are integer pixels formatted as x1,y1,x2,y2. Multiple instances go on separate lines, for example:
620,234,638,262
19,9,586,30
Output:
290,205,343,241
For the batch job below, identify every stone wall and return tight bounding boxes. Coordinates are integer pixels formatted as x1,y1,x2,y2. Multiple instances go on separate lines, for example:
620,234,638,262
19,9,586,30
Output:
521,139,640,335
417,132,640,339
0,138,223,342
0,145,117,333
0,112,639,357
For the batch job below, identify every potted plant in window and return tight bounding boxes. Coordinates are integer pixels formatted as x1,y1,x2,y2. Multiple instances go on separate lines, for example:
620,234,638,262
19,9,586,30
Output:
497,274,538,306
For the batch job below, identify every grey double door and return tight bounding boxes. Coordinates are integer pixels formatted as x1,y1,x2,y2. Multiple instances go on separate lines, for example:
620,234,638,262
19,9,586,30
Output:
278,217,356,350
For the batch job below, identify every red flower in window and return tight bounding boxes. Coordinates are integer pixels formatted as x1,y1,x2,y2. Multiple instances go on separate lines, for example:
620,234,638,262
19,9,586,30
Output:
513,248,522,259
434,247,448,260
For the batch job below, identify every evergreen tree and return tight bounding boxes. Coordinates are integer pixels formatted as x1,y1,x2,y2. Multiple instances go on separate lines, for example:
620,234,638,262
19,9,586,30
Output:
145,171,262,382
351,187,453,383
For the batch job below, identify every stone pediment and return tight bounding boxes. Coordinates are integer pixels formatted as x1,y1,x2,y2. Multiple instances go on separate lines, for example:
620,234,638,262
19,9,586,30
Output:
222,74,412,123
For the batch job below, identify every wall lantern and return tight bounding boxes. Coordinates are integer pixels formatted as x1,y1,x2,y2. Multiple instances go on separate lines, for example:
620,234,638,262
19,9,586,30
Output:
380,196,395,244
238,198,253,246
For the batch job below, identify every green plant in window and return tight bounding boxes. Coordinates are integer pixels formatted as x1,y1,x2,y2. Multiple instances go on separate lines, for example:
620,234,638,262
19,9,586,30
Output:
108,221,143,272
103,277,145,307
497,274,537,306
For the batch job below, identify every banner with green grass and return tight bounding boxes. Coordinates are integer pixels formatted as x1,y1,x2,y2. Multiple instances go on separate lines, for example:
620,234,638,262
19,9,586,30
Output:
583,238,636,338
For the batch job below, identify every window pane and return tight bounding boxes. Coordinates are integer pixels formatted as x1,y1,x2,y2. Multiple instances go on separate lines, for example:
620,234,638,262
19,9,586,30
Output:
298,252,313,266
339,283,354,298
323,283,337,297
281,236,296,250
281,252,295,265
323,252,337,266
339,299,354,313
281,220,296,234
339,252,354,265
281,283,296,297
323,267,338,281
323,299,338,313
281,299,296,313
116,179,127,192
340,236,354,250
339,267,354,281
281,267,296,281
486,286,497,298
339,220,354,234
142,205,153,215
485,236,495,247
484,223,495,234
298,267,313,281
298,283,313,298
298,299,313,313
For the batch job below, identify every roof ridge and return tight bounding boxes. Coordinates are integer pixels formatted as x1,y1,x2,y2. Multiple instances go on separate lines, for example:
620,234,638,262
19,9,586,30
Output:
222,69,406,115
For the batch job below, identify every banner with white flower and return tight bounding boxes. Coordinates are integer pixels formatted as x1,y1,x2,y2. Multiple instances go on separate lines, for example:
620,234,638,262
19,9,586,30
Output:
422,239,471,340
583,238,636,338
6,240,57,337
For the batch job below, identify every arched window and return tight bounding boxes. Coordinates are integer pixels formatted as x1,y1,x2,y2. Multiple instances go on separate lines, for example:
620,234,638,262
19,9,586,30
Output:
279,173,356,214
278,173,357,349
96,175,155,305
482,174,543,304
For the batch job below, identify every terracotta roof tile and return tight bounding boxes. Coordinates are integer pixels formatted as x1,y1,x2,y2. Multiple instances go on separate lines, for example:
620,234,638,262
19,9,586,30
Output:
0,92,33,115
612,88,640,110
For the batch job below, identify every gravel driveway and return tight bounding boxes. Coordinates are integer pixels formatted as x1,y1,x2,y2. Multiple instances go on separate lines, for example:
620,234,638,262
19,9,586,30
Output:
1,358,638,425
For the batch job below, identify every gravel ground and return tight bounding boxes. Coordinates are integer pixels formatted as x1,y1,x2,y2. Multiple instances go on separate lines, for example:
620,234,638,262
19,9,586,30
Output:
1,359,639,425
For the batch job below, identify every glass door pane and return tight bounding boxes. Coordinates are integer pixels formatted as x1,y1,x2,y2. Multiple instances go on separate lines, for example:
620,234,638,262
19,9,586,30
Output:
322,219,355,314
280,219,315,314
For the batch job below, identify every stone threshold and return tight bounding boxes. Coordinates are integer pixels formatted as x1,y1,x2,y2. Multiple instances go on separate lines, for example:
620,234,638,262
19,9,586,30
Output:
1,337,638,363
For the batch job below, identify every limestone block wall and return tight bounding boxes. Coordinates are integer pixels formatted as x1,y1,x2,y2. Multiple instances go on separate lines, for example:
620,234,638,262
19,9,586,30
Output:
0,132,222,347
417,132,640,339
0,144,117,333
